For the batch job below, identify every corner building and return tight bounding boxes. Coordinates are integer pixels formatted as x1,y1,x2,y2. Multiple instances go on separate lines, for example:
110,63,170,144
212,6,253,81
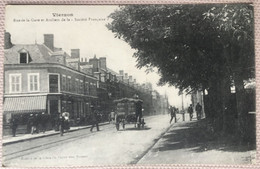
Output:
3,33,98,133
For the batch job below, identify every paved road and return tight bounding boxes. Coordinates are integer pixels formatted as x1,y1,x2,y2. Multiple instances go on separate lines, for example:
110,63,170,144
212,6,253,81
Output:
3,114,174,167
5,113,251,167
3,123,114,162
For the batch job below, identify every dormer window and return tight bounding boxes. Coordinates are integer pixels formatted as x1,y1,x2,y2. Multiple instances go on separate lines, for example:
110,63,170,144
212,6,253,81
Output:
18,48,31,64
20,52,28,63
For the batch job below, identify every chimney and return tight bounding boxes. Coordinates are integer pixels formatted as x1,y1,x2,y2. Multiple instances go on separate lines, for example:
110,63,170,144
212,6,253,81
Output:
85,58,87,62
117,75,123,81
89,55,99,72
119,70,124,76
99,57,107,70
129,76,133,82
124,73,128,79
133,79,136,83
71,49,80,58
44,34,54,51
4,31,13,49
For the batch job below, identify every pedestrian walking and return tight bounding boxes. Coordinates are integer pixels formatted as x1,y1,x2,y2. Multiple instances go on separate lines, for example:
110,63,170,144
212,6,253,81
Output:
62,112,70,131
28,114,38,134
136,101,143,125
10,116,18,137
134,101,143,129
59,114,65,136
195,103,202,120
27,114,33,134
169,106,177,123
34,114,40,133
40,112,48,133
188,104,193,121
90,106,100,132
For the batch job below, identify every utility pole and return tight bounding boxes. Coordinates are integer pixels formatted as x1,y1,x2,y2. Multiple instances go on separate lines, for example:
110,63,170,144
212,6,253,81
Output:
182,94,184,110
182,93,185,121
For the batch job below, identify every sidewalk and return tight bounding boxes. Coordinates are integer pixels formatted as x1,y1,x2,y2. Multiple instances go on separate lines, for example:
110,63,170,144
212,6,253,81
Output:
138,118,256,165
2,122,110,145
3,114,170,146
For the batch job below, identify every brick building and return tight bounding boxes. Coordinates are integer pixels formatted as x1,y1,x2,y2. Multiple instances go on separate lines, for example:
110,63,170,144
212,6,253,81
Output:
3,33,98,131
78,56,167,116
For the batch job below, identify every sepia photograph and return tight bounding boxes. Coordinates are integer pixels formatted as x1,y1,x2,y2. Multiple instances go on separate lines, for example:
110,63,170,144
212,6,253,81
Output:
1,4,256,167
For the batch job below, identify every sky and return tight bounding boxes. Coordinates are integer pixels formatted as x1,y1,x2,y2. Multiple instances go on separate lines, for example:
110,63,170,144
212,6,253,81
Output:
5,5,191,109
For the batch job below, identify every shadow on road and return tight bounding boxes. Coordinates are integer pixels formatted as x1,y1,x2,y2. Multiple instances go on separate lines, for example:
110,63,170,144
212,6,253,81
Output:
154,119,256,153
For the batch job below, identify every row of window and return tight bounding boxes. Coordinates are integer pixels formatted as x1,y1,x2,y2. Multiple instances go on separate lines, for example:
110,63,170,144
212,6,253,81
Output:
9,73,97,95
9,73,39,93
60,75,97,95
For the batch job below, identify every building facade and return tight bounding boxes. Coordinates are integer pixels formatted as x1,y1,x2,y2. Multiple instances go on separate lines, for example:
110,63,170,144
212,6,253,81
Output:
3,32,169,134
3,33,98,128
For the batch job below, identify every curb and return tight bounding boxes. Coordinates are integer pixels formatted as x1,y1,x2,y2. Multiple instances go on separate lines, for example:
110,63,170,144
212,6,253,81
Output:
129,122,176,164
3,122,110,146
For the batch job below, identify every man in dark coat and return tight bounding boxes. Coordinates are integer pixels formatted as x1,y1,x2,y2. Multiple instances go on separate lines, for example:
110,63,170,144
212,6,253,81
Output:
34,114,40,134
40,112,48,133
10,116,18,137
188,104,194,121
27,114,36,134
135,101,143,124
169,106,177,123
195,103,202,120
59,114,65,136
90,106,100,132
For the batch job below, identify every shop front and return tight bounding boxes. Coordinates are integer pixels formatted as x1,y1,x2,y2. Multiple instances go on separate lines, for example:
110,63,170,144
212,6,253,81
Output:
60,95,95,126
3,95,48,135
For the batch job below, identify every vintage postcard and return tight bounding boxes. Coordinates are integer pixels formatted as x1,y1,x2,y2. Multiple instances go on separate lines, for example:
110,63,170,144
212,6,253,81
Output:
1,3,257,168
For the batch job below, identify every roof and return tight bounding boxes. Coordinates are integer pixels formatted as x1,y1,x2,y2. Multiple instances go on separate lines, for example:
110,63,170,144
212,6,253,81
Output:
66,58,80,63
80,64,93,69
107,67,119,76
4,44,65,64
113,98,143,103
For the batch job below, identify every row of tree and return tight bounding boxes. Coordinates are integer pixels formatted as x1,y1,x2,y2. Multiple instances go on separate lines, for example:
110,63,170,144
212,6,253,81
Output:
107,4,255,141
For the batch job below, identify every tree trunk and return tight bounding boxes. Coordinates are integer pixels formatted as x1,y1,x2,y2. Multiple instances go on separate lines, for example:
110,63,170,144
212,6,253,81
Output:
234,73,246,142
208,79,223,132
220,75,232,134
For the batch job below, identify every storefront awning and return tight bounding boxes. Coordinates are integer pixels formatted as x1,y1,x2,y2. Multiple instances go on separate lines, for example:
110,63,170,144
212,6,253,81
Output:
4,96,47,114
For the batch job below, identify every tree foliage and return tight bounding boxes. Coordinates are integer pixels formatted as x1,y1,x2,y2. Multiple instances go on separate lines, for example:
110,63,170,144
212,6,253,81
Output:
107,4,254,93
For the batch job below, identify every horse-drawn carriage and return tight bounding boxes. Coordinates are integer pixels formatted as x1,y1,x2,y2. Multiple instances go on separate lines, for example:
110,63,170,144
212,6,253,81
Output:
113,98,145,130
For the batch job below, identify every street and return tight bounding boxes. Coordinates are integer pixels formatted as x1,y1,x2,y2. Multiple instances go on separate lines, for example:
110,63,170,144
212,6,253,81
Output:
3,113,255,167
3,114,173,167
